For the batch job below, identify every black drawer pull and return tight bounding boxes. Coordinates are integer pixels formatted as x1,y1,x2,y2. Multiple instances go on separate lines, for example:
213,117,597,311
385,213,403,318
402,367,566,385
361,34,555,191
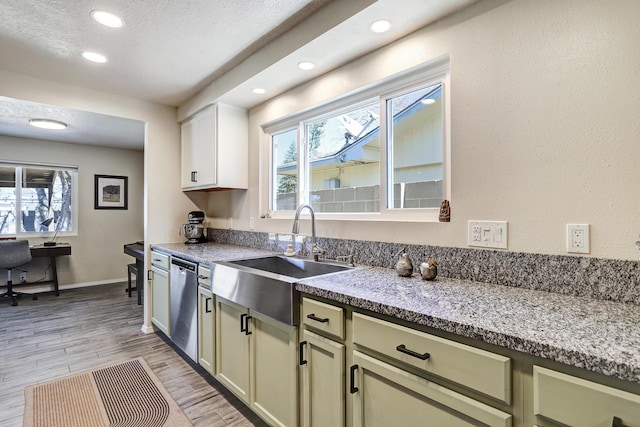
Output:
299,341,307,365
240,313,247,332
613,417,629,427
244,315,252,335
307,313,329,323
396,344,430,360
205,297,212,313
350,364,359,394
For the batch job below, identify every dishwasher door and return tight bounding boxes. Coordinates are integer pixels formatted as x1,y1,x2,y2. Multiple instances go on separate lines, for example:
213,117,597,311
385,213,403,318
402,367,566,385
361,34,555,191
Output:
170,257,198,361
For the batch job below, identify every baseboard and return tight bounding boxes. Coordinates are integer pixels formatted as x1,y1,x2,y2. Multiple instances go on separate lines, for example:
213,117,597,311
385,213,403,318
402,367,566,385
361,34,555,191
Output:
0,277,128,294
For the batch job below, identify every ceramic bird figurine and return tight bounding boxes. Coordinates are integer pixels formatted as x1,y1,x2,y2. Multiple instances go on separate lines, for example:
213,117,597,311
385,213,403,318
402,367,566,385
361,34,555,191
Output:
395,248,414,277
419,258,438,281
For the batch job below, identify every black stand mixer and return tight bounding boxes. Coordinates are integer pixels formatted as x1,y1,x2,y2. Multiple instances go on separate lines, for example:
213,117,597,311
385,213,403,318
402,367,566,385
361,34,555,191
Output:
180,211,207,244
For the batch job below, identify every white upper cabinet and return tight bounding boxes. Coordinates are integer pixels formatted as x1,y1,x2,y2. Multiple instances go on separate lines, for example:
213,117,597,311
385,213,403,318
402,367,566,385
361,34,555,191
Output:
181,103,248,190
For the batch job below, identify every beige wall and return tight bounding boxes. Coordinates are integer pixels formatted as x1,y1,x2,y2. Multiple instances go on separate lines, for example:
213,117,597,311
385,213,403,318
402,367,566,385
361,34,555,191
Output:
0,69,201,329
1,136,144,285
203,0,640,261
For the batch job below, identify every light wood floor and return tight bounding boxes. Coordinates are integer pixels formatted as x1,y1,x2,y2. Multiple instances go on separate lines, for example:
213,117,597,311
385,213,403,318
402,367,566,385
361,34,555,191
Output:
0,282,268,427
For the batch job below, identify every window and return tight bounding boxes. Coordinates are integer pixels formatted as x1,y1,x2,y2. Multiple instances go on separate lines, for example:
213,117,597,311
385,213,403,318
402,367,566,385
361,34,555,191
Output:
266,58,450,221
0,162,78,237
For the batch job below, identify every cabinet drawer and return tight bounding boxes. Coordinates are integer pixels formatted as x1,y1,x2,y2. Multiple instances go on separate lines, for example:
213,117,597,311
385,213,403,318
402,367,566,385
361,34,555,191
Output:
150,250,170,270
302,297,344,339
198,264,211,287
353,312,511,404
534,366,640,426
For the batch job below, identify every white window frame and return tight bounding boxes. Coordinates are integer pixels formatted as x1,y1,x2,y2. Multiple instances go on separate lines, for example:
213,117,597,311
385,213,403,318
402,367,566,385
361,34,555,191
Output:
0,160,79,238
262,56,451,222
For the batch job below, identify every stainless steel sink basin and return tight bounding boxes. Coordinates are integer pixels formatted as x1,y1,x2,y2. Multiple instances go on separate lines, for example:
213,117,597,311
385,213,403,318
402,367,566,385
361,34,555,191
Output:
228,255,350,279
210,256,352,325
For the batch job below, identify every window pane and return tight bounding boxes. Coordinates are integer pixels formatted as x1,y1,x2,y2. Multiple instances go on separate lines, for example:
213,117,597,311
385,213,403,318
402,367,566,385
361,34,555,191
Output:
306,101,380,213
388,83,443,209
21,168,73,233
0,166,16,234
273,129,298,211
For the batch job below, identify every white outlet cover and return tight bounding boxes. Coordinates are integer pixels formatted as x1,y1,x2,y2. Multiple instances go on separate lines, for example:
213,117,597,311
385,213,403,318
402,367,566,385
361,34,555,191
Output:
567,224,590,254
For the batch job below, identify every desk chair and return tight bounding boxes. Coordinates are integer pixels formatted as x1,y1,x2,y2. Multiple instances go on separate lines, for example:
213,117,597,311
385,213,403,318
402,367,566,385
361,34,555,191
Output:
0,240,37,306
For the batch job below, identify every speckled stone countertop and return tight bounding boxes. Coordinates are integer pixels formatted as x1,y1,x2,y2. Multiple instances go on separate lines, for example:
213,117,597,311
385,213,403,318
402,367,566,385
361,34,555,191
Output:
152,242,640,385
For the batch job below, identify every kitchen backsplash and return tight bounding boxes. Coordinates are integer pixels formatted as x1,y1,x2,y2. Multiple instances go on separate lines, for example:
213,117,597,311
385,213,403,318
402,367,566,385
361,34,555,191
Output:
208,228,640,305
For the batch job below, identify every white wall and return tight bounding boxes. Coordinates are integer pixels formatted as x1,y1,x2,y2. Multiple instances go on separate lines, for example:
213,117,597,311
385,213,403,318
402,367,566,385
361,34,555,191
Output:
204,0,640,261
1,136,143,285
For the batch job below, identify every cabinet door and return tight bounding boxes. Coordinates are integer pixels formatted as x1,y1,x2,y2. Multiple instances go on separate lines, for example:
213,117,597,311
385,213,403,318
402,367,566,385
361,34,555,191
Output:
180,119,196,188
351,351,511,427
300,329,345,427
151,265,170,336
250,311,298,427
198,287,215,375
216,297,250,402
194,108,216,186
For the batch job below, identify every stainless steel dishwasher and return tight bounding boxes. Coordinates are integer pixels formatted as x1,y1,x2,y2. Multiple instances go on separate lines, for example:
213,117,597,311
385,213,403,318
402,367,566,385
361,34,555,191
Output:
170,257,198,361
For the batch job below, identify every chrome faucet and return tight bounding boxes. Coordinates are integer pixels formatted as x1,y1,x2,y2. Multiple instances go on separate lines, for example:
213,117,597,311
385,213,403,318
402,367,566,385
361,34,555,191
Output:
292,204,325,261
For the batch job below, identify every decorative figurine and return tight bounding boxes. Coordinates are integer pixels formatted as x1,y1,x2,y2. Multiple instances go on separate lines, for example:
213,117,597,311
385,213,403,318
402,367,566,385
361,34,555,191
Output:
395,248,414,277
419,258,438,281
439,200,450,222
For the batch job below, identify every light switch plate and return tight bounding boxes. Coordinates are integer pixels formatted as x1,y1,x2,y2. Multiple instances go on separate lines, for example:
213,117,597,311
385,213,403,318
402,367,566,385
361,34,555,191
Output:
468,220,508,249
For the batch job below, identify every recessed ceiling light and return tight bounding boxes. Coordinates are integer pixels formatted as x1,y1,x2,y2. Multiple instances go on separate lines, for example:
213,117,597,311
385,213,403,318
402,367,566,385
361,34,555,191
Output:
370,19,391,33
91,10,124,28
421,98,436,105
252,88,266,94
82,51,108,63
29,119,68,130
298,61,315,70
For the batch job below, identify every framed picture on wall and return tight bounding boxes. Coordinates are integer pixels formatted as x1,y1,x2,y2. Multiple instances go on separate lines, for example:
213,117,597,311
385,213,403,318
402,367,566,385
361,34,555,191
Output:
94,175,128,210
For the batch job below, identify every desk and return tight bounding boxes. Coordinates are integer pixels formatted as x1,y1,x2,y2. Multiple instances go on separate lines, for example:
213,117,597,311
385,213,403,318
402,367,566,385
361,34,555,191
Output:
124,242,144,305
30,244,72,296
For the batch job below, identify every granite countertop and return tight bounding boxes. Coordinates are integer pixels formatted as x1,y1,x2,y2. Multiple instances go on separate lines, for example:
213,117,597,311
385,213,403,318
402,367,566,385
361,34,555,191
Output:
152,242,640,385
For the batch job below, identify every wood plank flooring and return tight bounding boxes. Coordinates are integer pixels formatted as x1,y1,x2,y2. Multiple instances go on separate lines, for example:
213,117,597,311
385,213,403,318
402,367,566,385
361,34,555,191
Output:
0,282,268,427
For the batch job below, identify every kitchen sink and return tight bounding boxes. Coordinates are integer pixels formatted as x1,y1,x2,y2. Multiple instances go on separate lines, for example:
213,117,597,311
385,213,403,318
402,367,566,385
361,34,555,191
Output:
228,255,350,279
210,256,353,325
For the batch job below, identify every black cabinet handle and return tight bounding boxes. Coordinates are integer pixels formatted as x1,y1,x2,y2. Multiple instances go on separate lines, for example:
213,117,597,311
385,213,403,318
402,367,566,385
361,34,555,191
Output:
205,297,212,313
245,315,252,335
396,344,430,360
198,274,209,280
613,417,629,427
350,364,359,394
240,313,247,332
307,313,329,323
299,341,307,365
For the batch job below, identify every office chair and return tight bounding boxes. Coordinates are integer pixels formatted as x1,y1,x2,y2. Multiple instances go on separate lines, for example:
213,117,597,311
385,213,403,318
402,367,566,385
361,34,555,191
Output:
0,240,37,306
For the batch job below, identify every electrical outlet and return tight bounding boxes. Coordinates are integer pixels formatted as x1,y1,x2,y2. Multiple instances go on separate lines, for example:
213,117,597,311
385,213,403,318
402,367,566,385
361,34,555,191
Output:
468,220,508,249
20,272,27,282
567,224,590,254
249,217,255,230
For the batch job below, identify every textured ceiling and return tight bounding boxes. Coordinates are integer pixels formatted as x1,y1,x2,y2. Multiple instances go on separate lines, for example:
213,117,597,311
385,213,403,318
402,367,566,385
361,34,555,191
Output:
0,0,476,151
0,0,326,106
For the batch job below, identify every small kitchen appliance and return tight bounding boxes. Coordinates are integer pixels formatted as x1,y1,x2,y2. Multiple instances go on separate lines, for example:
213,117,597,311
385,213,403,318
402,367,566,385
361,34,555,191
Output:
180,211,207,244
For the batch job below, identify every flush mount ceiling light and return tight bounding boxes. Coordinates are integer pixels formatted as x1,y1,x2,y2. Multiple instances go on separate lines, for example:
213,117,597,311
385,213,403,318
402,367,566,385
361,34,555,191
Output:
298,61,315,70
370,19,392,33
90,10,124,28
252,88,266,94
82,51,108,63
421,98,436,105
29,119,68,130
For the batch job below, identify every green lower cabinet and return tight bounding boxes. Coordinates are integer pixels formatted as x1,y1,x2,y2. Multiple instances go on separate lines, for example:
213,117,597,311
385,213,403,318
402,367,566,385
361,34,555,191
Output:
215,297,298,426
150,265,170,336
300,329,345,427
198,287,215,374
350,351,512,427
533,366,640,427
